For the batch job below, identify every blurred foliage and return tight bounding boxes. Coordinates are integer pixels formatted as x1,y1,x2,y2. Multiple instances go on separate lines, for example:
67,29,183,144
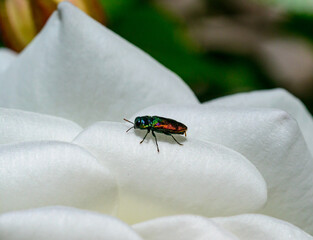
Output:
99,0,138,22
283,13,313,39
258,0,313,14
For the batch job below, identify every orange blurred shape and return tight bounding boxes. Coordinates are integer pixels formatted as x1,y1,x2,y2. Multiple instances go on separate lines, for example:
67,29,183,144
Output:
0,0,106,52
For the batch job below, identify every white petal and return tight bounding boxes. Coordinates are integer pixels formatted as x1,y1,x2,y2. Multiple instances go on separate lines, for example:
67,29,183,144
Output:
0,107,82,144
0,2,198,127
0,207,143,240
73,122,267,223
133,215,239,240
212,214,313,240
0,141,117,214
0,48,16,72
207,88,313,154
134,214,313,240
133,104,313,233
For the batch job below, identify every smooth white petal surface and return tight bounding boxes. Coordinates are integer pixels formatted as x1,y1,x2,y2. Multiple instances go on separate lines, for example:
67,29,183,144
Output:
0,48,16,72
73,122,267,224
0,141,117,213
133,104,313,233
133,215,239,240
0,2,198,127
207,88,313,154
212,214,313,240
0,207,143,240
134,214,313,240
0,107,82,144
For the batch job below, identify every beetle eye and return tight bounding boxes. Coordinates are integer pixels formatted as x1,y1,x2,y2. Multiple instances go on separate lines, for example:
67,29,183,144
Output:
135,120,140,127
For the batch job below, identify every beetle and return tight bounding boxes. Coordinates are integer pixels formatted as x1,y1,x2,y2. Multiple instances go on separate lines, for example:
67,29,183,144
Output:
124,116,187,152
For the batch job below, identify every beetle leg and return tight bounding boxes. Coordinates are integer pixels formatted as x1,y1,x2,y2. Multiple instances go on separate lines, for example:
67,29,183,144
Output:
170,134,183,146
152,131,159,152
140,129,150,144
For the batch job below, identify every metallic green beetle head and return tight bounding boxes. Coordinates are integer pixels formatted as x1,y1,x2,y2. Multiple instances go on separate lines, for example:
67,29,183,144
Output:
134,116,150,129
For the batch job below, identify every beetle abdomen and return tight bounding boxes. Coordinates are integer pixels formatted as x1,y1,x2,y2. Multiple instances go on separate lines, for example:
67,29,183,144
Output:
152,116,187,134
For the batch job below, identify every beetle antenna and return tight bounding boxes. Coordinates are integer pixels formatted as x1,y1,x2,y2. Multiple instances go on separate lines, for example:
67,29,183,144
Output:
126,126,134,132
123,118,134,124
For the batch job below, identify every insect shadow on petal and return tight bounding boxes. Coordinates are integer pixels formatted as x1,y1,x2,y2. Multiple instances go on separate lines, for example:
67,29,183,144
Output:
124,116,187,153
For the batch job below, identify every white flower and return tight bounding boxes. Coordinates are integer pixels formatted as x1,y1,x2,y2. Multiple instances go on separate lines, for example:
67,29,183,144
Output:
0,2,313,239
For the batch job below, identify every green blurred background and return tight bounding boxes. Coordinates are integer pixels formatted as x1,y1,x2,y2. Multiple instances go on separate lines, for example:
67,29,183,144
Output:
1,0,313,112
